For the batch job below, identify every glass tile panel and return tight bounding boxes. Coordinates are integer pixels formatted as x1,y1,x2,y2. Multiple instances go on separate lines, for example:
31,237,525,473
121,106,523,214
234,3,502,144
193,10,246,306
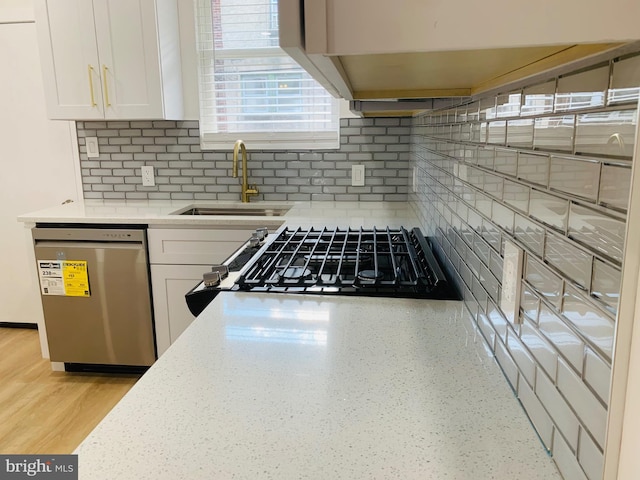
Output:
522,80,555,116
482,218,502,251
476,146,494,169
562,285,615,359
476,192,492,217
599,164,631,211
489,250,504,279
556,65,608,112
480,97,497,121
591,259,621,315
491,201,514,234
467,101,480,121
480,122,488,143
487,121,506,144
574,110,637,158
534,116,575,152
521,317,558,379
568,203,625,263
507,119,534,148
483,173,504,199
496,92,522,118
545,234,593,289
529,189,569,231
526,255,564,309
538,304,585,373
549,156,600,201
503,180,530,213
470,123,482,142
521,284,540,322
608,54,640,105
494,148,518,176
515,214,544,257
518,152,549,187
466,166,484,189
474,234,491,265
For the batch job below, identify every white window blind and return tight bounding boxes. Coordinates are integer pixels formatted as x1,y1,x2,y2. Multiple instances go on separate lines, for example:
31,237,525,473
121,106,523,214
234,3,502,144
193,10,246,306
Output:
195,0,340,150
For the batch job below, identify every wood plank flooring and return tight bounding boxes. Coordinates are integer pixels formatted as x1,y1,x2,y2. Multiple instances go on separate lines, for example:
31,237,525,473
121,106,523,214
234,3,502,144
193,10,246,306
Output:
0,327,140,454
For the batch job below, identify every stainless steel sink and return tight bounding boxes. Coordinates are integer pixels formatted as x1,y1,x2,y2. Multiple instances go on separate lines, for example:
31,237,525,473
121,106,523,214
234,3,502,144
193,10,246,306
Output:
171,206,291,216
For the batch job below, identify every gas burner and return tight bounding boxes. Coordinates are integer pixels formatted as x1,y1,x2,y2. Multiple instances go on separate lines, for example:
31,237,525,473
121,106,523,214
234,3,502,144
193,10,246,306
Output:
357,270,383,281
280,266,312,280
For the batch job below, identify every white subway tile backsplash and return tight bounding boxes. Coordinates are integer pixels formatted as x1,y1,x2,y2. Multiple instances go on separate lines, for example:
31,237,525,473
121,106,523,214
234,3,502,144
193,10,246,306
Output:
529,189,569,232
521,317,559,380
507,329,536,387
584,347,611,406
545,234,593,289
517,373,554,450
525,256,564,309
517,152,549,187
599,164,632,211
557,359,607,448
549,156,600,201
534,116,575,152
562,285,615,360
578,428,604,480
411,56,637,480
538,304,585,374
536,369,580,451
568,203,625,263
552,432,588,480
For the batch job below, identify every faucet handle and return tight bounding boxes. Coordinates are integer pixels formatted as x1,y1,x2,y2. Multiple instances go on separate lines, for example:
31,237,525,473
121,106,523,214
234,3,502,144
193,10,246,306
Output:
248,184,259,194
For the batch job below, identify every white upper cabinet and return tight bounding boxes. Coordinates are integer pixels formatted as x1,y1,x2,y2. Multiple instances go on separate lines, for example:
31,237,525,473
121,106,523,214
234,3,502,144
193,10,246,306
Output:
280,0,640,101
34,0,183,120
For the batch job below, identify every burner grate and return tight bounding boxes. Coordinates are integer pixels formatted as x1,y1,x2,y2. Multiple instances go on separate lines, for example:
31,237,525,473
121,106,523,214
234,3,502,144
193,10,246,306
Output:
235,226,453,299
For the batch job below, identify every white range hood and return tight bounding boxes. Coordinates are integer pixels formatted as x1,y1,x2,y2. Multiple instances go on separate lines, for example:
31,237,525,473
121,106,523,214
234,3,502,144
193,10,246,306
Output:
280,0,640,108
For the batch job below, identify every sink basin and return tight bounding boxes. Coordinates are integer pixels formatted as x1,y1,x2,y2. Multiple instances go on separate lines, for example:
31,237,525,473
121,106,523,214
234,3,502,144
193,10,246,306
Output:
171,205,291,217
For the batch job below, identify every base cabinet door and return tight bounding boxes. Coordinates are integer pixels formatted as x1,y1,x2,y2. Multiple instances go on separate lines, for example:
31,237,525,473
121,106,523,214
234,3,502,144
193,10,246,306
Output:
150,264,211,356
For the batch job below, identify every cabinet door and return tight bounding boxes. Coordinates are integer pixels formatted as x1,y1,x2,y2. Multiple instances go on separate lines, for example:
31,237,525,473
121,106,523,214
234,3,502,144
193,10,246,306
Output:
151,264,212,356
34,0,104,119
92,0,165,119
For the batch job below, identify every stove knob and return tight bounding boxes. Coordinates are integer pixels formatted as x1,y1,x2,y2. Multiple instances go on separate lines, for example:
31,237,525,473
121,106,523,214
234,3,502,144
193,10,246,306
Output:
203,270,221,288
249,233,260,247
255,227,268,240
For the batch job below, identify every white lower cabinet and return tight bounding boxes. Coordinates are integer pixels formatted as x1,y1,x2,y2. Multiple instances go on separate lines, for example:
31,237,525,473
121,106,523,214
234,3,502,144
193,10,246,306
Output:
150,264,212,355
148,226,269,356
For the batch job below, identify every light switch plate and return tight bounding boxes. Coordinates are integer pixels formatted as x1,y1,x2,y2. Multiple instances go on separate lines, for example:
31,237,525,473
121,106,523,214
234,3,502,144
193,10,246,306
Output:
86,137,99,158
141,166,155,187
501,240,524,324
352,164,365,186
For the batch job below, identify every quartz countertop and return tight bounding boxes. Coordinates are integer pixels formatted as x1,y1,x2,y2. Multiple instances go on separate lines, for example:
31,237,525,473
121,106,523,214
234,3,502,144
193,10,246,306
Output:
17,200,419,229
73,293,561,480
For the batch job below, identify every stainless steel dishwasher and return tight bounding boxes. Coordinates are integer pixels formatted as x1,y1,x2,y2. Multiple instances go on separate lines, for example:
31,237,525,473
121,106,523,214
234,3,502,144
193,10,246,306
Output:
32,225,156,369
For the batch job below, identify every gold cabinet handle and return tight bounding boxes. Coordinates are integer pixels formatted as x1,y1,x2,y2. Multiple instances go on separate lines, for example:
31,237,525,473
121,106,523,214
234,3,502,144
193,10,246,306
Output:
87,65,97,107
102,65,111,107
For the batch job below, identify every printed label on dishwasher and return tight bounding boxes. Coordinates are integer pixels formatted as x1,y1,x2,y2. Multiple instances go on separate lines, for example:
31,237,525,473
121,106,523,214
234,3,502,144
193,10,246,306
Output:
38,260,90,297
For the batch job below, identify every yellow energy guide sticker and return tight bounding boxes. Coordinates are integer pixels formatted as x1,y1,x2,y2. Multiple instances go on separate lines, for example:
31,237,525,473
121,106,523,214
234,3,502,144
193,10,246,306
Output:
62,261,90,297
38,260,90,297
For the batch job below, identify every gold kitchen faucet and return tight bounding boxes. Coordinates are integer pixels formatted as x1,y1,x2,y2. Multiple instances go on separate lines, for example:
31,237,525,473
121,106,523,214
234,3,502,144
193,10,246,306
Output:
232,140,259,203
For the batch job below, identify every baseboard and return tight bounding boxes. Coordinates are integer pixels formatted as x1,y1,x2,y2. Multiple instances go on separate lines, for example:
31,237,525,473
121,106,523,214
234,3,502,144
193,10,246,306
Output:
0,322,38,329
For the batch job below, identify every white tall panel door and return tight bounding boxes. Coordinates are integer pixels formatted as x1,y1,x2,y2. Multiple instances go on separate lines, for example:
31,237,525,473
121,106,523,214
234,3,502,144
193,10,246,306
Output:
0,22,80,325
93,0,164,119
34,0,104,119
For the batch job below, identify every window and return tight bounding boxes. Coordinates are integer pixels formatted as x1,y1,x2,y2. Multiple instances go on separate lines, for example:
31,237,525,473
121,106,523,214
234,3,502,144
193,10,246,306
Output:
195,0,339,150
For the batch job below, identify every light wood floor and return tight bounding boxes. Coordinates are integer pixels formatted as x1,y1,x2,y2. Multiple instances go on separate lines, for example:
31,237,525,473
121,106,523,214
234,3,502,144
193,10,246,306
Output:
0,327,140,454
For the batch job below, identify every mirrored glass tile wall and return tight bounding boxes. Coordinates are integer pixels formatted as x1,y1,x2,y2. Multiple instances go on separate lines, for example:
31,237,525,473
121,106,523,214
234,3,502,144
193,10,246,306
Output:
76,118,411,202
410,52,640,480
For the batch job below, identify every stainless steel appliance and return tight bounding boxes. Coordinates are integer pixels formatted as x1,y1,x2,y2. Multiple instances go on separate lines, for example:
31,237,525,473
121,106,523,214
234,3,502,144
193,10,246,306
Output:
186,226,459,317
32,225,156,369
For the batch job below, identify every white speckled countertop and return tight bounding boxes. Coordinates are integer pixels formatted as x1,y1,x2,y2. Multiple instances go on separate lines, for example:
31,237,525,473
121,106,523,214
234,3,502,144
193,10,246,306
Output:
74,293,561,479
17,199,419,229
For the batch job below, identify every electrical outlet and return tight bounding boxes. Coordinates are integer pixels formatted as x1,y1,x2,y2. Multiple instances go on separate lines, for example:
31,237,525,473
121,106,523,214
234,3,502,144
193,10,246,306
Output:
501,240,524,324
86,137,99,158
352,165,365,186
141,166,155,187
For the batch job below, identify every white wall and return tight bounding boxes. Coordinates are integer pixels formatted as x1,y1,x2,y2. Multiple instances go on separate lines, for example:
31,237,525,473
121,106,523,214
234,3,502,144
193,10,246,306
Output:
0,2,80,330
